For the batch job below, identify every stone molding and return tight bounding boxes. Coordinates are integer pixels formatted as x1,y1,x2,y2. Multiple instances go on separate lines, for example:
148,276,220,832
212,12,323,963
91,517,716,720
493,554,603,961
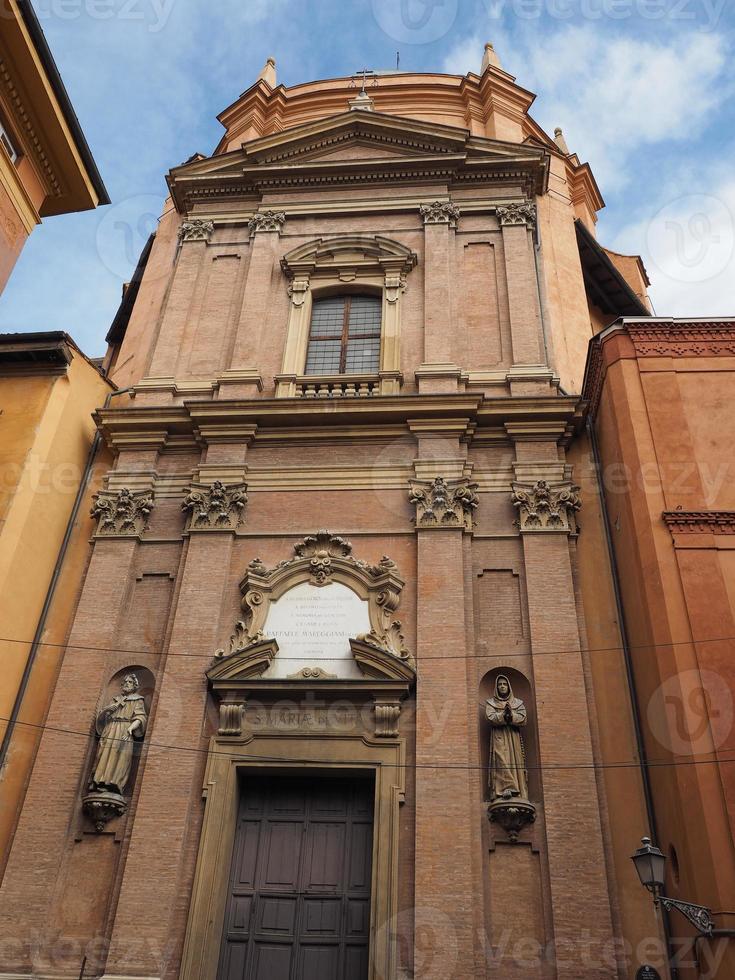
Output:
662,511,735,535
216,530,415,675
419,200,460,228
178,218,214,243
409,476,479,530
511,480,581,533
91,488,153,537
496,202,536,228
182,481,248,532
248,209,286,234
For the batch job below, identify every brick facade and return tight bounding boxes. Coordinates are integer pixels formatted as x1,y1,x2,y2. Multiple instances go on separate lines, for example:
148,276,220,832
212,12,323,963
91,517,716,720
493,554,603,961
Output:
0,62,667,980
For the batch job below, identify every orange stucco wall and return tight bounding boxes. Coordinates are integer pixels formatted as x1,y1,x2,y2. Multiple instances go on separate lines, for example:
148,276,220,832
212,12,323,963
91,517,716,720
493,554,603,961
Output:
0,350,112,873
589,325,735,973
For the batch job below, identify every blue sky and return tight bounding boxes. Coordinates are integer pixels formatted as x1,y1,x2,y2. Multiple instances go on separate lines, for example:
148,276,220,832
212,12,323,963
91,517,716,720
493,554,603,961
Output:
0,0,733,356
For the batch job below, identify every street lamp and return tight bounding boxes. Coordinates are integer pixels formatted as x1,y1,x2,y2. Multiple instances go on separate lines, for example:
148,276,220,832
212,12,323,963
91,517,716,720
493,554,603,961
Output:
631,837,714,936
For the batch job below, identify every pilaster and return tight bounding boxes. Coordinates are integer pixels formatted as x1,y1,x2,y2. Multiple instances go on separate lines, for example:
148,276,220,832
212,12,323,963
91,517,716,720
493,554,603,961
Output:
417,201,462,393
409,424,481,978
513,469,616,976
103,527,238,978
497,202,545,370
228,211,286,393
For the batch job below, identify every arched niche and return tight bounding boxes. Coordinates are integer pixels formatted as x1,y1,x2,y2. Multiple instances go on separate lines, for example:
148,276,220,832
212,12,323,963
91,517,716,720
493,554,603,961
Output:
478,666,539,805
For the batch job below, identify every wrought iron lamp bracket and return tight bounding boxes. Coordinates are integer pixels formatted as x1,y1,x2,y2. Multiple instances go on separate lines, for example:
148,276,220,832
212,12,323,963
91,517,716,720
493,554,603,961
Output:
655,894,714,936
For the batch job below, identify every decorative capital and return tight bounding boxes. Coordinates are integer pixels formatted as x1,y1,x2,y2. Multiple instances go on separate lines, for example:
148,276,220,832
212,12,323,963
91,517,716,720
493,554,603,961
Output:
511,480,580,533
419,201,460,228
409,477,479,531
496,202,536,228
91,488,153,537
287,276,310,307
248,210,286,234
182,481,248,532
178,218,214,243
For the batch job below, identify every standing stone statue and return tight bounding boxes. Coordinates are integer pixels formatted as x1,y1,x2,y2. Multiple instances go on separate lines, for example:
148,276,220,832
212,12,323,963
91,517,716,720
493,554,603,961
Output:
89,673,147,796
486,674,528,801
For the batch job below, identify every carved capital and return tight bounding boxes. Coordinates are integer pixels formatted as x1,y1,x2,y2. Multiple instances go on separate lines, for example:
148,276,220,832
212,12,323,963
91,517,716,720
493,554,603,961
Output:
178,218,214,243
248,210,286,234
182,481,248,532
419,201,460,228
218,700,244,736
91,487,153,537
496,202,536,228
409,477,479,531
511,480,580,533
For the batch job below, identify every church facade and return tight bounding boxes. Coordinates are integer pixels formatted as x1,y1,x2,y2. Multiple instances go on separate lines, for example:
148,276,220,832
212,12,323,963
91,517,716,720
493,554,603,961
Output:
1,46,731,980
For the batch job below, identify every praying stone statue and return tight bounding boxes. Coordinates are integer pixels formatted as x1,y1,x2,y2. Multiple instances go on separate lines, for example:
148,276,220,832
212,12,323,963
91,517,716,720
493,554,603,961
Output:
89,673,147,796
486,674,528,801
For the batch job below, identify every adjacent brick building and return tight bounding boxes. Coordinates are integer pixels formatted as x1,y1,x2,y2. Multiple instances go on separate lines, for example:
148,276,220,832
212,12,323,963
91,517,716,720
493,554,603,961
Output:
1,46,731,980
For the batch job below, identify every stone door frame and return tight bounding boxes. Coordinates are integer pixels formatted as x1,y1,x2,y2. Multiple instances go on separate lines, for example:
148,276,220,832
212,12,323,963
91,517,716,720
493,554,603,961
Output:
179,730,406,980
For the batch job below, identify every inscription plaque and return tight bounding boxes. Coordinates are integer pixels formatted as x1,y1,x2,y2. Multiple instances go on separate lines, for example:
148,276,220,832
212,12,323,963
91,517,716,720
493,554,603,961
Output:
263,581,370,678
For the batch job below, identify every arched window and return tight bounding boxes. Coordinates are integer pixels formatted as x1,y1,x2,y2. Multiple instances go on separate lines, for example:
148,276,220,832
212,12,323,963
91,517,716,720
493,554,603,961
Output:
304,294,382,375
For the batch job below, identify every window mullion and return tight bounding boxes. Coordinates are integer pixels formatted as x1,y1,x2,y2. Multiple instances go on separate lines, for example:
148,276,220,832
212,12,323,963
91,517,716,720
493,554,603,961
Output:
340,297,351,374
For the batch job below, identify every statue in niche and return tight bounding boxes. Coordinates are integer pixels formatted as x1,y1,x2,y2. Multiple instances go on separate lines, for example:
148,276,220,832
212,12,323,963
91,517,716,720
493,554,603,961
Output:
486,674,528,801
485,674,535,841
83,673,147,831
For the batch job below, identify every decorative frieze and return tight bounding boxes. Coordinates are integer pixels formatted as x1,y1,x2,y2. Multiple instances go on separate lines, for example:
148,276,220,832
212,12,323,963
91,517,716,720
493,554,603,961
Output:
496,202,536,228
182,481,248,531
91,488,154,537
662,511,735,534
629,322,735,358
419,201,460,228
511,480,581,533
248,210,286,234
178,218,214,243
409,477,479,530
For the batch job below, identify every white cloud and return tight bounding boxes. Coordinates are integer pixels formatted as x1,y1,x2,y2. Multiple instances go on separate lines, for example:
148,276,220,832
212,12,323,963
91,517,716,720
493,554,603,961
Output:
612,170,735,316
442,26,729,191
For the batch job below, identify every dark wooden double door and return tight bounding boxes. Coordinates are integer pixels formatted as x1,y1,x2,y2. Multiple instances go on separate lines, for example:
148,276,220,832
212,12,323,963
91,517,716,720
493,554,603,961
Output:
219,775,374,980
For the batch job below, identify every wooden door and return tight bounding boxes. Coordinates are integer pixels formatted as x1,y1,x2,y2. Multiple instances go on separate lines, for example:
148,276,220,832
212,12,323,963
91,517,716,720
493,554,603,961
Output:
219,775,374,980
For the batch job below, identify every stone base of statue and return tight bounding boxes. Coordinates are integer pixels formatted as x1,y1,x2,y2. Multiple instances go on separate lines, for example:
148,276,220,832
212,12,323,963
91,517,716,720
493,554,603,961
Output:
82,790,127,833
487,797,536,842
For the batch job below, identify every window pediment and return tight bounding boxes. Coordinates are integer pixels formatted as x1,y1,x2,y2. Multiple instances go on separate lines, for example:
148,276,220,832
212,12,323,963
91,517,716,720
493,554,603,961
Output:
281,235,417,281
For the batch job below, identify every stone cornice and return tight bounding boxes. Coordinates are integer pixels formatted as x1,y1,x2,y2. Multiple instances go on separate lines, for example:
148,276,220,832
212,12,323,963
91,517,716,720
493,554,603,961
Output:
94,394,583,453
583,319,735,419
662,511,735,535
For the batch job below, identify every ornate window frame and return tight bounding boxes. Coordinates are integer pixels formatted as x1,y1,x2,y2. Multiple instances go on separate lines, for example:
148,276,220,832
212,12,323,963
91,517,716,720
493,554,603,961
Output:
275,236,417,397
180,533,415,980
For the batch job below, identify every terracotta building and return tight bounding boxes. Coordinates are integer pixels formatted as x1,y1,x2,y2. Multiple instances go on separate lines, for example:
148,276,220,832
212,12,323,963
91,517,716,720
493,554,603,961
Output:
1,46,731,980
0,0,108,293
